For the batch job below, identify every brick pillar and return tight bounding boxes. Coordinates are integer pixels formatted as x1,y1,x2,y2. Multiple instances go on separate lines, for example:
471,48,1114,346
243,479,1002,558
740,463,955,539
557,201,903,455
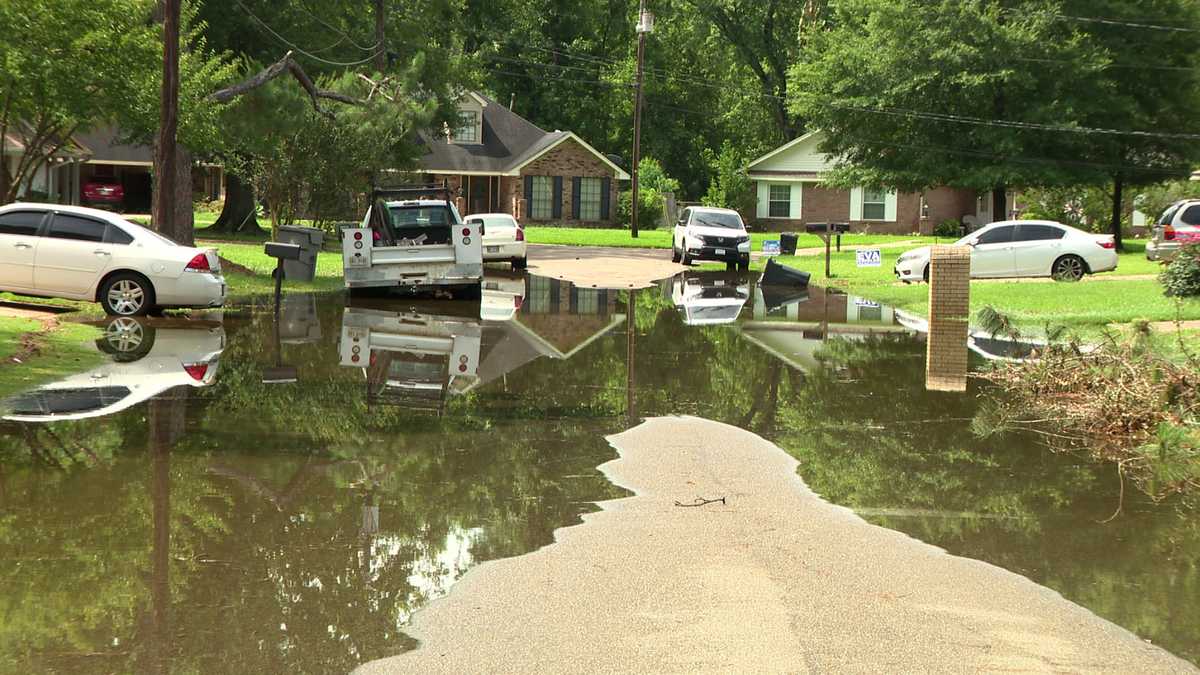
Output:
925,245,971,392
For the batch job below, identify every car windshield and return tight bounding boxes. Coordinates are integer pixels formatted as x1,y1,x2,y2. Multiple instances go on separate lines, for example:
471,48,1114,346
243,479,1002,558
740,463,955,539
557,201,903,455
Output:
691,212,744,230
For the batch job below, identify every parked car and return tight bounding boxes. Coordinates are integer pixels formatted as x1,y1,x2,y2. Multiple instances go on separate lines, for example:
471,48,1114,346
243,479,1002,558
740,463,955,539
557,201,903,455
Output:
465,213,527,270
671,206,751,271
1147,199,1200,261
1,316,224,422
894,219,1118,282
81,177,124,210
670,271,750,326
342,185,483,296
0,203,226,315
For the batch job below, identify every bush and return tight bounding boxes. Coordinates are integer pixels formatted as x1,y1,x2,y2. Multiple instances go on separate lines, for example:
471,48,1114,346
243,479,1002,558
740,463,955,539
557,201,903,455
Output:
701,140,755,214
616,188,664,229
1161,244,1200,297
933,219,962,238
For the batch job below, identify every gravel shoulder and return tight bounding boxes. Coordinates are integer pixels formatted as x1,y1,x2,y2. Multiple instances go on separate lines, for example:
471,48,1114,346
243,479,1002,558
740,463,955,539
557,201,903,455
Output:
357,416,1196,674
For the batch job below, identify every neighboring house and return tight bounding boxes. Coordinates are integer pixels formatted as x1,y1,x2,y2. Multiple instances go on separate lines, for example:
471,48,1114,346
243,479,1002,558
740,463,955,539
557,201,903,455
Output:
745,131,984,234
2,125,89,202
416,92,630,224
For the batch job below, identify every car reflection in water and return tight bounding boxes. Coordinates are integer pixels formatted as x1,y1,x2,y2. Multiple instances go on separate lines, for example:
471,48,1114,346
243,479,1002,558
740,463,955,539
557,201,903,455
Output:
668,271,752,326
2,315,225,422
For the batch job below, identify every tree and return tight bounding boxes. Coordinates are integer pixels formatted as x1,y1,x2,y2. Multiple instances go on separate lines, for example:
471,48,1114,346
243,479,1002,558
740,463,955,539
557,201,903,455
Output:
791,0,1200,250
0,0,160,203
701,140,754,213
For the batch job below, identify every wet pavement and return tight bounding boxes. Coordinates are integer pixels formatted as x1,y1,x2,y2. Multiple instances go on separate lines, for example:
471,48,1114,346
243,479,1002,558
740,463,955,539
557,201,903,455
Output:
1,270,1198,673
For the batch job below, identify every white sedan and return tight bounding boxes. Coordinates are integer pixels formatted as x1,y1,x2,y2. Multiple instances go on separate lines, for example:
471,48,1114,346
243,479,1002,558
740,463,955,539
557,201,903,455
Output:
0,203,225,315
894,219,1118,282
465,213,527,270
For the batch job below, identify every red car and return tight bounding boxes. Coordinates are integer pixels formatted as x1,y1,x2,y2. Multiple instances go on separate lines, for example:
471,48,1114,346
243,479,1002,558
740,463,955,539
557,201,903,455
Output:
82,178,124,209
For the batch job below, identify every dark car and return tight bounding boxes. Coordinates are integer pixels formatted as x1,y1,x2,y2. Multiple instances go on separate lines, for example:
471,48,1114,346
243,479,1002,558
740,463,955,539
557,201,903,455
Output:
82,178,124,209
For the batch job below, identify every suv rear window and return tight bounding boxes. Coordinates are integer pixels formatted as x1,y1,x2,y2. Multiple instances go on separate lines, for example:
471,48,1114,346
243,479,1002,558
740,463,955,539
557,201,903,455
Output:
1157,203,1182,226
1180,205,1200,226
0,210,44,236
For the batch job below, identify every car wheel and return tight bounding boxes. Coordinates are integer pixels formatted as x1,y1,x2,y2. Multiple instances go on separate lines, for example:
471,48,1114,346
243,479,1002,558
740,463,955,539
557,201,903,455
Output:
671,246,681,263
738,256,750,272
922,265,930,283
100,273,154,316
1052,255,1086,281
512,257,528,271
681,250,692,266
726,261,737,272
95,316,156,363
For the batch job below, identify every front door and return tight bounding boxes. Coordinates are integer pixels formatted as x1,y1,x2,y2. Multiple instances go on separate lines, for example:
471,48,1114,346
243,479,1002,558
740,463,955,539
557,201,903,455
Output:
0,210,47,290
33,212,115,295
467,176,490,216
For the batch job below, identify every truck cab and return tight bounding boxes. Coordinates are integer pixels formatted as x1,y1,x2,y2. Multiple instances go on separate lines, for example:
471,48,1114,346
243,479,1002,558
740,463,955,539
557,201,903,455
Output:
342,185,483,295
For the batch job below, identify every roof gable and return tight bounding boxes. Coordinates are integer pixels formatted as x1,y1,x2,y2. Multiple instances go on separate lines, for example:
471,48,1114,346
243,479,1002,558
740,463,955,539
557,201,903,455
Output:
746,131,836,175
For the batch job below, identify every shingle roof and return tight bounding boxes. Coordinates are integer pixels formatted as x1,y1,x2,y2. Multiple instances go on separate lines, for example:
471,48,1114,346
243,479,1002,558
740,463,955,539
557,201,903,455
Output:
416,92,555,174
74,126,153,164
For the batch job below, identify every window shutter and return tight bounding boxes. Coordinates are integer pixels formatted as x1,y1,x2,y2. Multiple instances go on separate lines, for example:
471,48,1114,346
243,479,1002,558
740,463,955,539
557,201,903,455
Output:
524,176,533,217
756,182,769,219
600,177,611,220
884,190,898,222
552,176,563,219
572,177,582,219
850,187,863,221
790,184,802,220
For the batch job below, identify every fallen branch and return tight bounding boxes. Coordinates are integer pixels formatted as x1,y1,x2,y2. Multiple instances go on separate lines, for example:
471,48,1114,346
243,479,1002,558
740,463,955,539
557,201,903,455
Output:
674,497,726,508
209,51,361,118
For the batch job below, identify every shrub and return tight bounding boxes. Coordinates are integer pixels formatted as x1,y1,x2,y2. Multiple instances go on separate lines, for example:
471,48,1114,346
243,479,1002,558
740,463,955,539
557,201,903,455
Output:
701,141,755,214
933,219,962,238
616,188,664,229
1161,244,1200,297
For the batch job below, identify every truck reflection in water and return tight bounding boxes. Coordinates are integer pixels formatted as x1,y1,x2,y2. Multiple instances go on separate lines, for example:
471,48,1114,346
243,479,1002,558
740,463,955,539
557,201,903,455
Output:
1,316,225,422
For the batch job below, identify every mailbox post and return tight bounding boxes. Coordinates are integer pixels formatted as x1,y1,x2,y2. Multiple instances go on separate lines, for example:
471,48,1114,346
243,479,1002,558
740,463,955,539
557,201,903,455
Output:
804,222,850,278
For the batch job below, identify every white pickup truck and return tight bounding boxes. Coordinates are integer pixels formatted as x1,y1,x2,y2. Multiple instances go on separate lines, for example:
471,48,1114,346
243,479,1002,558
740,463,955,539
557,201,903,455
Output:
342,186,483,296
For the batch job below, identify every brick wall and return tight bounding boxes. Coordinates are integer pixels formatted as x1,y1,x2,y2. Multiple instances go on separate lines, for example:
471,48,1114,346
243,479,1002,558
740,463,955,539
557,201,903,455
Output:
925,245,971,392
749,185,978,236
520,138,618,225
920,187,977,234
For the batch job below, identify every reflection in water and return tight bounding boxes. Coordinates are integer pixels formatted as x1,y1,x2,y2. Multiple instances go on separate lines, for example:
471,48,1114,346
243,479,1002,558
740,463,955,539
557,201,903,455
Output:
0,272,1197,670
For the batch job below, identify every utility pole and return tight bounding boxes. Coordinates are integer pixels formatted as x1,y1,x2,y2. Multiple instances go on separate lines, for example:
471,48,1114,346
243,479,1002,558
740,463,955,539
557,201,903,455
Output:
630,1,653,239
374,0,387,73
153,0,180,241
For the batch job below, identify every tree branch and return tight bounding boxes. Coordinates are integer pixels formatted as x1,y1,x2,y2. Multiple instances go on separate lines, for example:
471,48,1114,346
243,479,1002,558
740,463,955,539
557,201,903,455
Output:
208,51,362,118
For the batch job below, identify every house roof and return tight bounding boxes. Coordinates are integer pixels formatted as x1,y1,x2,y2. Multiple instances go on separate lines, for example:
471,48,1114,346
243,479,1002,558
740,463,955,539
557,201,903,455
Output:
417,92,629,179
2,123,90,160
746,131,836,179
75,126,154,165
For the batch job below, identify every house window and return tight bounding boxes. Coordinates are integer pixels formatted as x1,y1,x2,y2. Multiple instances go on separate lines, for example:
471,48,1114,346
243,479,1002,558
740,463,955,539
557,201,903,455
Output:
862,189,886,220
769,185,791,218
454,111,479,143
578,177,602,221
531,176,553,220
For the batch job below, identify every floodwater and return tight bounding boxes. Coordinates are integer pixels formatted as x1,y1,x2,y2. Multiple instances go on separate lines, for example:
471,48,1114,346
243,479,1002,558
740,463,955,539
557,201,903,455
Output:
1,270,1197,673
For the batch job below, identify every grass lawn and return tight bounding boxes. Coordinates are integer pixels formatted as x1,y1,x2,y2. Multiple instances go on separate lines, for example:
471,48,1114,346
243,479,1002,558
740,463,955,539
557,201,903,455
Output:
0,317,104,400
206,241,344,295
699,241,1197,334
524,226,932,251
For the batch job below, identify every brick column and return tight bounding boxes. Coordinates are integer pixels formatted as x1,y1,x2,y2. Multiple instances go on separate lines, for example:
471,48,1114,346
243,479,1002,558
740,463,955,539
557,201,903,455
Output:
925,245,971,392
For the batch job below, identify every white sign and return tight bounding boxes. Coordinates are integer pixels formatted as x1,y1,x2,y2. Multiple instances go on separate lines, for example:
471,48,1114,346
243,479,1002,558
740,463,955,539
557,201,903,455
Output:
856,249,882,267
762,240,781,255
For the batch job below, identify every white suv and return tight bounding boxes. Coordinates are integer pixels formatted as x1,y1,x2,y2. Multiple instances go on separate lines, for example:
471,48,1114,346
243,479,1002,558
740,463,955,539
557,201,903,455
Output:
1147,199,1200,261
671,206,751,271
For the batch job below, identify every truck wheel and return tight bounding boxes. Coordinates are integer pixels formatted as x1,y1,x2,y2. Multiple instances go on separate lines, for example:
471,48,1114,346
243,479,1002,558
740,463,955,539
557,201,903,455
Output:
512,257,528,271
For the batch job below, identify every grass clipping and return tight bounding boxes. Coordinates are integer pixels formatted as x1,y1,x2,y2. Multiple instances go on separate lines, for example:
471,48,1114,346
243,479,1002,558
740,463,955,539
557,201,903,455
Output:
974,313,1200,500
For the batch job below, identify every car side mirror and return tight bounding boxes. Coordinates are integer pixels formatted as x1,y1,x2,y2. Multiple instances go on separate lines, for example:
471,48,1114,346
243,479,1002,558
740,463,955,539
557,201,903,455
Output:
965,239,978,247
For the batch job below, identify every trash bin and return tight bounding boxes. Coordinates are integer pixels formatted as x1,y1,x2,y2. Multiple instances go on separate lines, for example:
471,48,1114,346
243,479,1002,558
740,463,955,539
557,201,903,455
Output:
276,225,325,281
780,232,799,256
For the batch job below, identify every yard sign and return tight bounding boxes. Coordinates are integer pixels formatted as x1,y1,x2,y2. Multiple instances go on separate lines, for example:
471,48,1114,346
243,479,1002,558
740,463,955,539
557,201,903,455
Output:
856,249,882,267
762,240,781,255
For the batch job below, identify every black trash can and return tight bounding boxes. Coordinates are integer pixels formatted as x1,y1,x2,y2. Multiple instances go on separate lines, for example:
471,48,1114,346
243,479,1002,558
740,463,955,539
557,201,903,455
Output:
780,232,799,256
276,225,325,281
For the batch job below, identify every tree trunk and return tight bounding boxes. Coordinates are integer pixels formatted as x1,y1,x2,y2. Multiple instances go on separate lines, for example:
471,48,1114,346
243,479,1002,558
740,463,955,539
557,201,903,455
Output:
153,145,194,245
153,0,182,245
991,186,1007,224
211,172,260,234
1110,173,1125,253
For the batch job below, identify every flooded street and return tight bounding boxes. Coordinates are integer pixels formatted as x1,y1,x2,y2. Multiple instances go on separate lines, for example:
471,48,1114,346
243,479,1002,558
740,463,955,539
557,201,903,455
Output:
1,272,1198,672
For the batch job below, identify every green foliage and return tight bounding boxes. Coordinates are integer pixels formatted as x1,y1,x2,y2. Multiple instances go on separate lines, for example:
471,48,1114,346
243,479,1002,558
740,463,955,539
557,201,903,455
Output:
932,219,962,238
701,140,755,214
1161,245,1200,298
1136,180,1200,224
635,157,680,195
616,188,664,230
1020,185,1128,233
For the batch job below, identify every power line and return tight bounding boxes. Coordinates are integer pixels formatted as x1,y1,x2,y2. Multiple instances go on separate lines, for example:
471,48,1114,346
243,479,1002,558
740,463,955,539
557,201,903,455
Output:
235,0,384,67
296,0,380,52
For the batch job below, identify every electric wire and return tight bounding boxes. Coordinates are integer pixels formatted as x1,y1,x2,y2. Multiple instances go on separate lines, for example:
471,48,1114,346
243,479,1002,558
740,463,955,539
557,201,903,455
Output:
235,0,384,67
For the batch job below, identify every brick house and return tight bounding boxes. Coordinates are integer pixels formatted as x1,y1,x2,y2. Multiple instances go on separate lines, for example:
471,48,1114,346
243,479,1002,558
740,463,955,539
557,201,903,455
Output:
745,131,982,234
416,92,629,225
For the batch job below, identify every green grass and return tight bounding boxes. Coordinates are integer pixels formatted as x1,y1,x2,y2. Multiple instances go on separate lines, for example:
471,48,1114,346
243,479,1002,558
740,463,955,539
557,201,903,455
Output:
0,317,104,400
524,226,929,251
699,242,1197,333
